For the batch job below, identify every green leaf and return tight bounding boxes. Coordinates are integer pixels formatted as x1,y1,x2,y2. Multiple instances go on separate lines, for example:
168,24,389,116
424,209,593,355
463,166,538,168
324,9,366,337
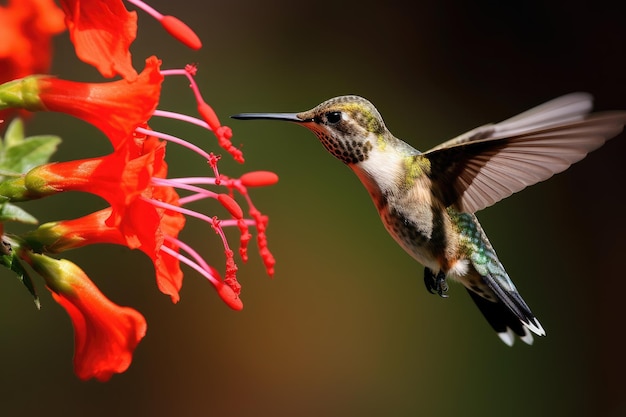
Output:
0,244,40,309
0,201,38,224
4,135,62,174
3,117,25,148
0,118,61,175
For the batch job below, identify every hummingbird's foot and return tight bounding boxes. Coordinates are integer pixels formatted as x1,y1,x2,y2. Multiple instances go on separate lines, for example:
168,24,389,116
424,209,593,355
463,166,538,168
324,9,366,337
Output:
424,268,449,298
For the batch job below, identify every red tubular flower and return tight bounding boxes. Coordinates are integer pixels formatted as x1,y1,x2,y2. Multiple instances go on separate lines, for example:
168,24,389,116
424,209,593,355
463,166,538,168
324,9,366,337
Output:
0,0,65,82
0,0,278,383
23,139,164,228
23,132,187,303
0,56,163,148
122,131,187,301
38,56,163,148
24,253,146,382
27,204,185,304
58,0,138,80
24,209,129,252
0,0,65,122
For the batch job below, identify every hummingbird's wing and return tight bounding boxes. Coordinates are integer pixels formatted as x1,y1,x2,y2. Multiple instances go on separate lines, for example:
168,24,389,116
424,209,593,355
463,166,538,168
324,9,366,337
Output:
423,93,626,213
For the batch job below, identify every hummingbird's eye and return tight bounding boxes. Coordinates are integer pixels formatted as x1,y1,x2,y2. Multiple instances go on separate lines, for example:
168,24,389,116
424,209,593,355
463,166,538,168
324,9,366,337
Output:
325,111,342,124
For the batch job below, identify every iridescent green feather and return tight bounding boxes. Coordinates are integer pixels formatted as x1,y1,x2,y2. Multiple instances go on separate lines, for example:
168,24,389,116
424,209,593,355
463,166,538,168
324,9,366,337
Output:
449,209,518,293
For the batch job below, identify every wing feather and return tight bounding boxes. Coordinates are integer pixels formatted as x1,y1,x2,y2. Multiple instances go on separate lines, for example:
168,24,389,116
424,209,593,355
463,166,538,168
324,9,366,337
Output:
425,94,626,213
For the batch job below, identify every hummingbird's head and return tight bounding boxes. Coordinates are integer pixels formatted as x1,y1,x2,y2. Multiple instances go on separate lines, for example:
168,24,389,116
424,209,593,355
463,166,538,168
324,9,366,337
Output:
232,95,389,164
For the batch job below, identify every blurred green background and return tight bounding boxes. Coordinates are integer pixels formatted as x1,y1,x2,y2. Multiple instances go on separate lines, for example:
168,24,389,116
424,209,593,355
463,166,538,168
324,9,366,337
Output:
2,0,625,416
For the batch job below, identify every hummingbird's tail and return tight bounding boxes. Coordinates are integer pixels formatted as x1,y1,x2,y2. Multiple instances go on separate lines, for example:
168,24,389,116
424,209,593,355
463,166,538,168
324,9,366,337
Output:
451,212,546,345
464,276,544,346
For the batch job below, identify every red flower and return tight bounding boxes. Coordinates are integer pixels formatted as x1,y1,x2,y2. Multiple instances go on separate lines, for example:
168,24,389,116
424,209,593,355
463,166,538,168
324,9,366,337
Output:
0,0,65,82
145,182,186,303
0,56,163,148
23,132,187,303
25,253,146,382
38,56,163,148
23,138,164,228
58,0,138,80
120,131,186,302
27,202,185,303
0,0,65,122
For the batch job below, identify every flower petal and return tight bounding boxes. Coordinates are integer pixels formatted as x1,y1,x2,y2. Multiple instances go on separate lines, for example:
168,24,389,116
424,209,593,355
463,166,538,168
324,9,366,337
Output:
38,56,163,148
59,0,138,80
27,254,146,382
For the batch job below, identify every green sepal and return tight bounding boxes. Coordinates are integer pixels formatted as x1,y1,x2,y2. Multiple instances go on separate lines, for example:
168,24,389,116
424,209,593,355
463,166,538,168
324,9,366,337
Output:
0,76,45,111
0,244,40,309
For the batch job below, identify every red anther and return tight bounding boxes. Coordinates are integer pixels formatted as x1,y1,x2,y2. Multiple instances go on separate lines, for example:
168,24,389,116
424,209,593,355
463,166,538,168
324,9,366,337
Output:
216,125,233,140
240,171,279,187
215,126,244,163
223,250,241,295
237,218,251,262
197,101,221,132
217,194,243,219
160,15,202,50
260,246,276,277
216,284,243,311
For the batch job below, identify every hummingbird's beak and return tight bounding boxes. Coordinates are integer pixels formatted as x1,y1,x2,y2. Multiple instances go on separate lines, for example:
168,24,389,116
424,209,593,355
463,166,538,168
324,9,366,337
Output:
230,112,307,123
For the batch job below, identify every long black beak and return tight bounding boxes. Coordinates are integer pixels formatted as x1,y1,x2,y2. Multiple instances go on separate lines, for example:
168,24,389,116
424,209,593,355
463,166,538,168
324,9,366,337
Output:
230,112,306,122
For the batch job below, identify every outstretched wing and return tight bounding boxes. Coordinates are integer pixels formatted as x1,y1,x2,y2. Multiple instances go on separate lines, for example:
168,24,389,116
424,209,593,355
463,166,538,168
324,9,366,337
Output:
424,93,626,213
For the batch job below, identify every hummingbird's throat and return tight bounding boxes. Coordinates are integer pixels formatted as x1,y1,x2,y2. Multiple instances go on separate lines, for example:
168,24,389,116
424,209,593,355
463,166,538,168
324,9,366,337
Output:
313,130,373,165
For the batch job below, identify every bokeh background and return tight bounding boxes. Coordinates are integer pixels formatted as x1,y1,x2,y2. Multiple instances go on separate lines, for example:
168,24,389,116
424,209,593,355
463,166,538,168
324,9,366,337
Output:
2,0,625,416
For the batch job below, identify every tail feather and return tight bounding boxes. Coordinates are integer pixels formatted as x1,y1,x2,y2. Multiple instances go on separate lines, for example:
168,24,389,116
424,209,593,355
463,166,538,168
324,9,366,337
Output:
466,273,545,346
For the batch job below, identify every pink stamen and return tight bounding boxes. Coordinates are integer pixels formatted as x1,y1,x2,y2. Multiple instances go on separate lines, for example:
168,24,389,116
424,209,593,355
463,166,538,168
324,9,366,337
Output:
151,177,219,202
159,244,242,310
146,198,238,267
149,196,244,297
135,126,214,162
159,67,244,162
162,237,216,285
167,177,220,186
218,176,276,276
152,109,211,130
207,153,221,185
160,67,209,125
184,64,198,76
125,0,202,50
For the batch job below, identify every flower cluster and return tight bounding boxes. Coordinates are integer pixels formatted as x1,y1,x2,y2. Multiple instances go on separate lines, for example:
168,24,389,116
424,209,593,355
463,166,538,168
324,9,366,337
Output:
0,0,276,381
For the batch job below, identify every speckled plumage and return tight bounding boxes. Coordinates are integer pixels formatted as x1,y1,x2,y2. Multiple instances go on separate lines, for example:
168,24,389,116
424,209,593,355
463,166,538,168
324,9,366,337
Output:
232,94,626,345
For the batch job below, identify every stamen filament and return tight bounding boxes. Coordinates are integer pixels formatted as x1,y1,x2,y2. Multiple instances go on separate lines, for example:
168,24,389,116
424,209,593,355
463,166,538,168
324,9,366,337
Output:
162,235,213,279
159,68,204,109
125,0,162,19
135,126,213,161
151,177,219,200
145,197,234,255
152,109,211,131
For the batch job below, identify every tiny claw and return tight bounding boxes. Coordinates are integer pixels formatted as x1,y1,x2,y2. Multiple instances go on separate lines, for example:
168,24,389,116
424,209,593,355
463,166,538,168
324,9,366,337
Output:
436,273,449,298
424,267,449,298
424,267,437,294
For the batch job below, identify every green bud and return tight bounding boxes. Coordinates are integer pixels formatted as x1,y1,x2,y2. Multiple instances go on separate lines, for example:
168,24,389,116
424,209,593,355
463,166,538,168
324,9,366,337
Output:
0,76,46,111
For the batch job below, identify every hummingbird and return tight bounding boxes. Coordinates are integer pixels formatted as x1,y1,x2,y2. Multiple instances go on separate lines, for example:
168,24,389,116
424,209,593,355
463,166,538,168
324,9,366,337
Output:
232,94,626,346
